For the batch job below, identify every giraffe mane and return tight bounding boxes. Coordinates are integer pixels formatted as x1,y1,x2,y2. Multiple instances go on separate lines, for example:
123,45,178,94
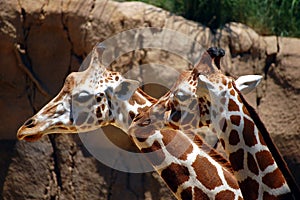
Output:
232,82,300,198
185,130,234,174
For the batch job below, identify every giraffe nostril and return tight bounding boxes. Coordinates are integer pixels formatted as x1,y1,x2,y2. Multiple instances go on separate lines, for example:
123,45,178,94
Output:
24,118,36,128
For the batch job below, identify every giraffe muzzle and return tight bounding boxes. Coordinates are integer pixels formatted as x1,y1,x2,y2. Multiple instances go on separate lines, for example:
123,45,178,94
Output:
17,118,43,142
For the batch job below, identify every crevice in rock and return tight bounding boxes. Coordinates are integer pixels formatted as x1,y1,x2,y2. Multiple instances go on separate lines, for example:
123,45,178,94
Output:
16,4,50,113
69,141,77,199
276,36,280,53
49,135,63,190
40,0,49,19
264,35,280,80
263,37,300,94
89,0,96,14
256,95,262,107
137,50,146,91
82,0,97,54
126,173,139,199
141,173,146,197
60,2,75,76
264,53,277,79
107,170,117,200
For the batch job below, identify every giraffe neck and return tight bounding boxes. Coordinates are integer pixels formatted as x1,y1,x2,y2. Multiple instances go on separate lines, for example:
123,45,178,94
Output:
130,122,243,200
111,88,156,132
212,82,293,199
129,88,244,200
236,84,300,199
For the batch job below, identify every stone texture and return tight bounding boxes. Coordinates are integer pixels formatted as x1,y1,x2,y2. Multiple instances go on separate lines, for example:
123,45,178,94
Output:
0,0,299,199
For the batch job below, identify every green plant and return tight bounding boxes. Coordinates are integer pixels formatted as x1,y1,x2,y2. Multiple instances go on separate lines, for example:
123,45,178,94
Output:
119,0,300,37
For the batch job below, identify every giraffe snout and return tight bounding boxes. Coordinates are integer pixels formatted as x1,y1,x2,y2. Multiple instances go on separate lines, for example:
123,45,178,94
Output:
17,118,43,142
23,118,36,128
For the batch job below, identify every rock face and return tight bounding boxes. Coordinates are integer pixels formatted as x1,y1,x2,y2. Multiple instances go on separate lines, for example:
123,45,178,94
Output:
0,0,299,199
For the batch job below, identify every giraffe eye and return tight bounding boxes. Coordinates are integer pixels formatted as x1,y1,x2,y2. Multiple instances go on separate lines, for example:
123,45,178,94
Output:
73,91,92,103
174,90,190,102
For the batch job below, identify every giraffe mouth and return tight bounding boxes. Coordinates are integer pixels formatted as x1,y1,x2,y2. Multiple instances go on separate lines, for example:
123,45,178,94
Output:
20,133,43,142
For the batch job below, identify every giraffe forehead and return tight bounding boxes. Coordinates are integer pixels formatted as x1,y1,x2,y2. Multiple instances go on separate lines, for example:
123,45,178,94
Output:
72,71,123,94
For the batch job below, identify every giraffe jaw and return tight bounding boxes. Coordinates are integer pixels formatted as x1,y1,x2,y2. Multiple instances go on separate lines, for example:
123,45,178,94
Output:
17,126,45,142
17,119,77,142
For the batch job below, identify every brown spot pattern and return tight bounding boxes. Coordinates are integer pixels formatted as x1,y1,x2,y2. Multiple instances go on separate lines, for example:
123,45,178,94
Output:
258,131,266,145
228,81,233,89
242,105,250,117
170,110,181,123
192,155,223,190
212,110,217,119
161,163,189,193
243,117,257,147
169,122,180,130
141,140,165,166
219,118,227,132
229,149,244,171
87,116,94,124
129,93,146,106
129,111,135,120
180,187,192,200
237,95,243,103
255,150,275,171
54,122,63,126
134,124,156,142
161,129,193,160
220,138,226,149
137,106,150,115
223,169,240,189
228,99,240,111
182,112,195,125
230,115,241,126
198,97,205,103
262,192,278,200
222,77,227,85
188,99,197,110
220,97,226,105
76,112,88,126
239,177,259,200
230,89,236,96
215,190,235,200
229,130,240,145
247,152,259,175
194,187,210,200
262,168,285,189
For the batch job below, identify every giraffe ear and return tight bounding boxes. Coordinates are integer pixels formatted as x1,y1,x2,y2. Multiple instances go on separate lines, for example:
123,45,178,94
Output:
235,75,262,94
114,79,140,101
198,74,215,90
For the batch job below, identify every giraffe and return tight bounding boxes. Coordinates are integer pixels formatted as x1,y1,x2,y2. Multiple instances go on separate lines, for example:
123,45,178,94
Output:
127,48,265,200
155,47,300,200
17,44,156,142
17,43,243,199
128,70,244,199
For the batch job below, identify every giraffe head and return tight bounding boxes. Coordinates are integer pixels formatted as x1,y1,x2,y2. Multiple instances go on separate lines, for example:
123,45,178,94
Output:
194,47,262,111
17,44,140,142
167,48,262,127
